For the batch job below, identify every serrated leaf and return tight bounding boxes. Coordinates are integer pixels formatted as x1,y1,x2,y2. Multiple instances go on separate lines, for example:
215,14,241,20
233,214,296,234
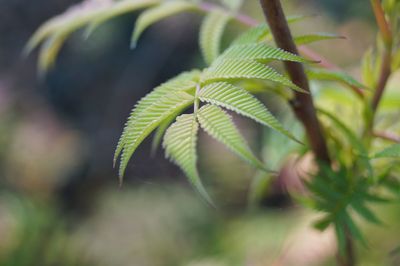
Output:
294,33,345,45
199,9,231,65
131,0,198,48
118,91,195,179
203,59,304,92
307,69,367,89
221,43,309,63
114,70,199,164
351,199,381,224
198,82,299,143
197,105,265,170
373,144,400,158
163,114,213,205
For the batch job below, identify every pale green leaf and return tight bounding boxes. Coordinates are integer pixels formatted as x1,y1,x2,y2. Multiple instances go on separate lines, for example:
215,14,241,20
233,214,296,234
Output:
373,144,400,158
151,112,179,155
163,114,213,205
199,82,299,142
199,9,231,65
118,91,195,179
203,59,304,92
114,70,199,164
84,0,159,37
294,33,345,45
197,104,265,169
231,24,270,46
221,43,309,63
131,0,198,48
307,69,367,89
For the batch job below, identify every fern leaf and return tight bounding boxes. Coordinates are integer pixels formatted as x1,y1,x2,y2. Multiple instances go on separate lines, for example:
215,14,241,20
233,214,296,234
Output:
114,70,199,164
199,82,299,142
118,91,194,179
373,144,400,158
307,69,367,89
203,59,304,92
131,0,198,48
197,105,265,170
84,0,159,37
163,114,213,205
221,43,309,63
294,33,345,45
199,9,232,65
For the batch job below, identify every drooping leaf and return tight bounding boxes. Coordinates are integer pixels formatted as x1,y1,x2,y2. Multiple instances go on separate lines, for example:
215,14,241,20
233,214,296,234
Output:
203,59,304,92
118,92,195,179
84,0,160,37
221,43,309,63
373,144,400,158
199,9,231,65
38,33,67,73
197,105,265,170
131,0,198,48
163,114,213,205
198,82,299,142
114,70,199,164
294,33,345,45
307,69,367,89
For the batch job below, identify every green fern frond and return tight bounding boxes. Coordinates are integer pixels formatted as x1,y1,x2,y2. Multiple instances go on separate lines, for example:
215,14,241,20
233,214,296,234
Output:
197,104,266,170
199,9,232,65
231,24,270,46
198,82,299,142
118,91,195,179
163,114,213,205
221,43,309,63
203,59,304,92
307,69,367,89
131,0,198,48
114,70,200,164
294,33,345,45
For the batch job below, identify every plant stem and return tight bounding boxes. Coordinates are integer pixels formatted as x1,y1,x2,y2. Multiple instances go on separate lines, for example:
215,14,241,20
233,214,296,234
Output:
258,0,330,163
258,1,358,265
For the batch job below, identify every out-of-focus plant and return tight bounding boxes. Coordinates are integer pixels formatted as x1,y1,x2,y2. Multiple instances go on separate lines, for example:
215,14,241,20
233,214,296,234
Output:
27,0,400,264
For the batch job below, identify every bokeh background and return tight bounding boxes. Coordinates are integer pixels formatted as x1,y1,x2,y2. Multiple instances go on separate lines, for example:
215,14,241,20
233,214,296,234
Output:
0,0,399,265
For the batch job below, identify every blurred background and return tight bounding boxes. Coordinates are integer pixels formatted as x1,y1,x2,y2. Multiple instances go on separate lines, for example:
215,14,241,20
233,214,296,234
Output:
0,0,399,265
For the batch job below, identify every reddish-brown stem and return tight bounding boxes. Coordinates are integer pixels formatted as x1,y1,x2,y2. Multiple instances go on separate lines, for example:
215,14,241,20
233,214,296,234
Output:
370,0,392,48
258,0,330,164
371,50,391,112
373,131,400,143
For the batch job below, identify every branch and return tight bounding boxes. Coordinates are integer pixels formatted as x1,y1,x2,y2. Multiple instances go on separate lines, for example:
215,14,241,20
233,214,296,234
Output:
258,0,330,163
373,131,400,143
